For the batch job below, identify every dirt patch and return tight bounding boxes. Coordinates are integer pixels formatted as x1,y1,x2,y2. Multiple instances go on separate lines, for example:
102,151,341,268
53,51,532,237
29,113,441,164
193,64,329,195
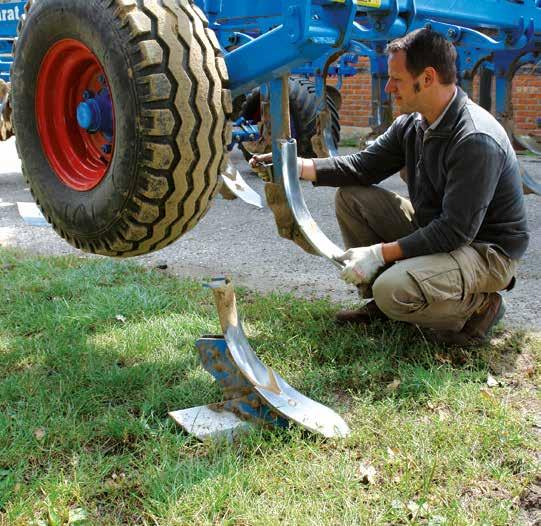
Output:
519,476,541,526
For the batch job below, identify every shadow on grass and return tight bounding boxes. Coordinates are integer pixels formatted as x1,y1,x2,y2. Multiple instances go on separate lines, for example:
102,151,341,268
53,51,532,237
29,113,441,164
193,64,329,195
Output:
242,293,532,411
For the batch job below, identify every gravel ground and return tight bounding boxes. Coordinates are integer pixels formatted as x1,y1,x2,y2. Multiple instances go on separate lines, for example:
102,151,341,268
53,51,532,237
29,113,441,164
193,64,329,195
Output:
1,137,539,332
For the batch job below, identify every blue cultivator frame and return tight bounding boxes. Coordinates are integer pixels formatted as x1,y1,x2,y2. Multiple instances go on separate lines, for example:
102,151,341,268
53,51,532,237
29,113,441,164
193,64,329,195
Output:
0,2,22,81
197,0,541,180
3,1,540,165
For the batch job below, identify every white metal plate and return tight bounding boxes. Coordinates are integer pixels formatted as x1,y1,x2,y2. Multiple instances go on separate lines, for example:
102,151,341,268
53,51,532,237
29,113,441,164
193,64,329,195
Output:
169,404,251,441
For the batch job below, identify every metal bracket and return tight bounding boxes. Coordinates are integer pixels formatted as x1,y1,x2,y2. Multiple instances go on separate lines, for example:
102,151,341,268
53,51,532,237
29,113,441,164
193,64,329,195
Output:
350,0,406,42
425,19,534,51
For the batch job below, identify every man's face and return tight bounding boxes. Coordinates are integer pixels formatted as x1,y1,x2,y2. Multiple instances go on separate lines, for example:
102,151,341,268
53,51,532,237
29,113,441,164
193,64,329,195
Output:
385,50,424,114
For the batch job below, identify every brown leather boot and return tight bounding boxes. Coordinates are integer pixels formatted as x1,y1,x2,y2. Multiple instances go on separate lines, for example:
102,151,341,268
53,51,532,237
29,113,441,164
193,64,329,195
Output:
463,293,506,338
426,293,506,347
335,301,388,326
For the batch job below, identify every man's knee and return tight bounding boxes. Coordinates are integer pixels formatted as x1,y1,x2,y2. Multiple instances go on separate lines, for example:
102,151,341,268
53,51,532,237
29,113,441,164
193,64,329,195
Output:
335,185,377,220
372,265,425,320
334,185,377,211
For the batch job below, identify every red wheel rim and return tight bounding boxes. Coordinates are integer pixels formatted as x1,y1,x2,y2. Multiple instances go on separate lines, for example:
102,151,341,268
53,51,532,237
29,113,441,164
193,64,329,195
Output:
36,39,114,191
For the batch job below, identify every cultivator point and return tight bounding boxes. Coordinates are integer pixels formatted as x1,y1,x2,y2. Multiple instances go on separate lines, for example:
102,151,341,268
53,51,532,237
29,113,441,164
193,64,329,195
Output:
220,162,264,209
169,278,350,441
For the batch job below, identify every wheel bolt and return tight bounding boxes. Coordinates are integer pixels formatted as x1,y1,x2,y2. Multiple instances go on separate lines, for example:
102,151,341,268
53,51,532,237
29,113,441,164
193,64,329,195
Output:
83,90,92,100
102,144,111,154
98,75,105,85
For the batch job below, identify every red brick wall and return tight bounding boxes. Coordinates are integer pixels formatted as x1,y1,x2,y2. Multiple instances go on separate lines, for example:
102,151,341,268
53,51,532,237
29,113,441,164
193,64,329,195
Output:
333,60,541,137
508,64,541,135
329,58,372,129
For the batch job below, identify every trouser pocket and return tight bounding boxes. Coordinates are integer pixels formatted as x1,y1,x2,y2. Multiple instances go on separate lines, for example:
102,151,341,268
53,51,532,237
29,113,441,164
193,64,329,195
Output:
406,254,464,304
450,244,517,295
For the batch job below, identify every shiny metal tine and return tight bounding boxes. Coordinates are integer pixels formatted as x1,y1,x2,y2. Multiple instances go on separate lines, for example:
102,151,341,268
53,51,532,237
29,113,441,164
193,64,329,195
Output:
514,134,541,156
280,138,344,268
209,277,350,438
221,162,264,208
520,161,541,196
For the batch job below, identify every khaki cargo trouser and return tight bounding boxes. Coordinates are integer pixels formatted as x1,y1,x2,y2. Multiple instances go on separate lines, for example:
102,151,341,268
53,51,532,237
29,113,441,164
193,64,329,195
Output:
335,185,517,332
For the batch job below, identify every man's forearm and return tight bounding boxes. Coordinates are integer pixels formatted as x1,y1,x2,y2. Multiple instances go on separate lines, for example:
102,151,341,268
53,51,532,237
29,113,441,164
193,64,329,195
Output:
382,242,404,264
299,158,317,182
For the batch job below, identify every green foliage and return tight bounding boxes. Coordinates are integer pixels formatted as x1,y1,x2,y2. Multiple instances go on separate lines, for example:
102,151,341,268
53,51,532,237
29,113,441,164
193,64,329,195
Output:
0,248,538,525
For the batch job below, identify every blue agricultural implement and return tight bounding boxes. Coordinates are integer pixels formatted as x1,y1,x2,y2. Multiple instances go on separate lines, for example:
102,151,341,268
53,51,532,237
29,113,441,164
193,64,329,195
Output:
2,0,541,437
1,0,539,256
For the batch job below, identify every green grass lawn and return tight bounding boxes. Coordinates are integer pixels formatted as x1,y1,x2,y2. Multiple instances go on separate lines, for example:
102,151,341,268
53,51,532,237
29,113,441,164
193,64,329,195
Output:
0,248,538,525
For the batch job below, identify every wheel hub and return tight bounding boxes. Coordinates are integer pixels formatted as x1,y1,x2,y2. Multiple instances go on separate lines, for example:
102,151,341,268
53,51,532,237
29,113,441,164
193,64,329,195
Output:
36,39,115,191
76,88,113,139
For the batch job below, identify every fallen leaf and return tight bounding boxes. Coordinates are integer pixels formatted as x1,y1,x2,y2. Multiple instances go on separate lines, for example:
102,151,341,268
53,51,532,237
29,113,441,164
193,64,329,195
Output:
358,462,377,484
69,507,90,525
391,499,403,510
387,446,398,460
437,408,450,421
486,374,499,388
34,428,46,441
479,387,495,401
387,379,401,391
407,500,430,517
428,516,447,526
115,314,126,323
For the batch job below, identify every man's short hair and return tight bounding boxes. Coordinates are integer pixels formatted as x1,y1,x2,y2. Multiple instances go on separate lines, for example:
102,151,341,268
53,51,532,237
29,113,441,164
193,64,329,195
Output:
386,28,457,85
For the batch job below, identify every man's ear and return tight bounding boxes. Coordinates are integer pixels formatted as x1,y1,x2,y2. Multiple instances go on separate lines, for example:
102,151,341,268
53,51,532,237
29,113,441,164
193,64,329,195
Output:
423,67,437,87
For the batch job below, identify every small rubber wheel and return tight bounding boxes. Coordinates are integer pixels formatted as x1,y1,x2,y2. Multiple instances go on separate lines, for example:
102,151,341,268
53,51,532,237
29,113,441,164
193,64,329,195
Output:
11,0,231,256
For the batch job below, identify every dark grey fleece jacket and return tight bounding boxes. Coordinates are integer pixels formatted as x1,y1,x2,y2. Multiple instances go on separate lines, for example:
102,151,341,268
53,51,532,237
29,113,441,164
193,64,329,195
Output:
313,88,529,260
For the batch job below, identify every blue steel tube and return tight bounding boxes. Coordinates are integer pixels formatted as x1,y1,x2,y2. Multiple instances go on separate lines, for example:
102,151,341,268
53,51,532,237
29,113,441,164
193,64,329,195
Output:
361,0,539,31
269,76,290,184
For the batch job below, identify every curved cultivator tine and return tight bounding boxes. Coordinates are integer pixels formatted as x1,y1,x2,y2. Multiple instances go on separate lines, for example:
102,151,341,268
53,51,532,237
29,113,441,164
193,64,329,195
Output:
514,134,541,157
210,277,350,438
514,134,541,196
280,138,345,268
170,278,350,440
520,162,541,196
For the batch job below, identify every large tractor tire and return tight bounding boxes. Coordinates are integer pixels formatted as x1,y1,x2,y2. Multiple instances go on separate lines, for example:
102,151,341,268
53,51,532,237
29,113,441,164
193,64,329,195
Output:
240,77,341,161
11,0,231,257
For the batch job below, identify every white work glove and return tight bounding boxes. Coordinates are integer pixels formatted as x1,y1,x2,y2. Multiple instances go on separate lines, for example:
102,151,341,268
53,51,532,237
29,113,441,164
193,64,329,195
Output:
336,244,385,285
